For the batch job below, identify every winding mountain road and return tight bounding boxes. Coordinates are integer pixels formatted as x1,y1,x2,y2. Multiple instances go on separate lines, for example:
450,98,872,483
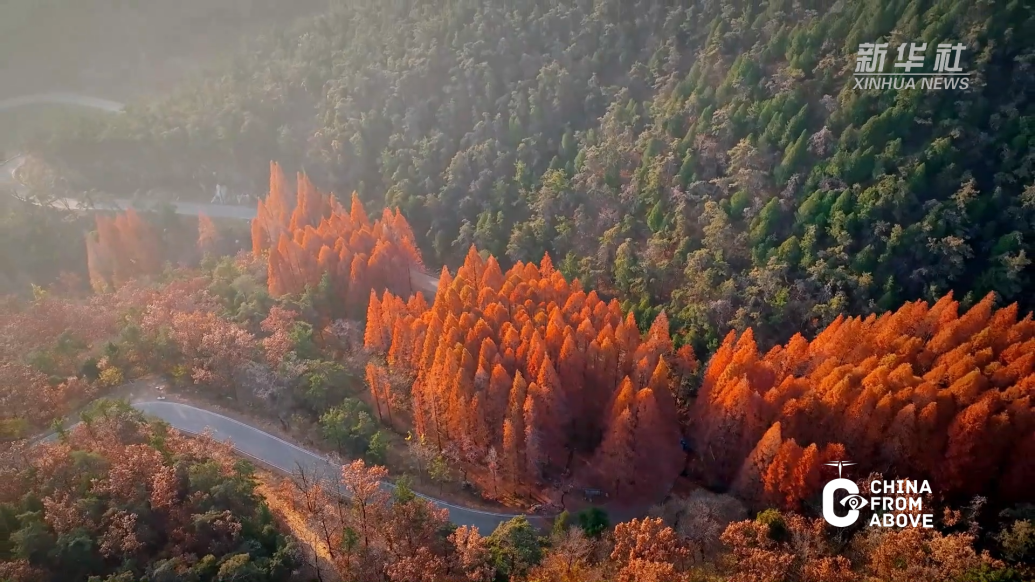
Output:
1,93,566,528
3,98,457,519
4,97,484,522
41,399,529,533
136,400,529,533
4,94,567,531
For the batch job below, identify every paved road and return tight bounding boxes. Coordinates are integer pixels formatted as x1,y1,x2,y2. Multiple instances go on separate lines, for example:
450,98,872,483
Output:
42,399,526,533
1,92,257,220
0,93,512,527
1,156,259,220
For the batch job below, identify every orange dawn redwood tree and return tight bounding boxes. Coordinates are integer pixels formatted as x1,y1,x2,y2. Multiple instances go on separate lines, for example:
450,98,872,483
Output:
366,245,691,503
86,209,162,292
692,292,1035,509
251,162,424,316
197,213,220,254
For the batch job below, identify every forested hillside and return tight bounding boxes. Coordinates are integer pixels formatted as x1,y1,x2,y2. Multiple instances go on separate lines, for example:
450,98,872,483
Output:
35,0,1035,352
2,226,1032,580
2,0,1034,576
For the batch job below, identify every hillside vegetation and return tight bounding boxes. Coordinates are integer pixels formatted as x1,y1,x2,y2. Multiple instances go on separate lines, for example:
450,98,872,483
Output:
0,400,298,582
0,171,1031,581
34,0,1035,354
3,0,1034,578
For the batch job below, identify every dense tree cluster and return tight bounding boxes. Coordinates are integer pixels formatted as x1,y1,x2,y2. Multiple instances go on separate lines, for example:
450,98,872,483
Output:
137,276,260,388
693,292,1035,510
36,0,1035,354
714,506,1015,582
366,246,697,502
280,469,1024,582
0,400,298,582
0,287,133,437
0,363,92,439
85,209,163,292
251,162,424,316
275,459,501,582
0,245,345,441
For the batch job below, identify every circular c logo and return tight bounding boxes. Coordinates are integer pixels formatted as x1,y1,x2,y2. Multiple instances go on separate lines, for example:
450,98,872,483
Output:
823,478,861,527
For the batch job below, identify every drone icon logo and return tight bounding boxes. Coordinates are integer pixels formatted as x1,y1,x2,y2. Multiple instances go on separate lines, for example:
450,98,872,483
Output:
825,460,855,478
822,461,867,527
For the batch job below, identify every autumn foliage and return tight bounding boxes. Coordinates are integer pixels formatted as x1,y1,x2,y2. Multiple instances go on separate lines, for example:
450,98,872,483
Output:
197,212,221,253
251,162,423,315
367,246,697,502
85,209,163,291
0,403,296,582
273,458,499,582
0,291,130,436
693,293,1035,509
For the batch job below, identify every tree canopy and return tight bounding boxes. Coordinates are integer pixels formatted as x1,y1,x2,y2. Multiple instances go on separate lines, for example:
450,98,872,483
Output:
33,0,1035,353
0,400,298,582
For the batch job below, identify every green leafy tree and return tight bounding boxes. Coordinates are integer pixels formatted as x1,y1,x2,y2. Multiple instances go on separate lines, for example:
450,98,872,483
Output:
551,510,571,539
576,508,610,538
366,430,389,465
428,454,451,495
486,515,543,581
319,398,377,456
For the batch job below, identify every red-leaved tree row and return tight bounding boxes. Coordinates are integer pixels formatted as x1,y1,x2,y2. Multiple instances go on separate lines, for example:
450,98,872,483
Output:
366,246,698,502
86,209,163,292
251,162,424,315
693,293,1035,509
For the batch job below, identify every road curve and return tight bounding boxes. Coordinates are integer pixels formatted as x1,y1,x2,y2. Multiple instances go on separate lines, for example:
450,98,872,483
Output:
94,400,529,533
0,92,125,113
1,155,260,220
0,93,261,219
